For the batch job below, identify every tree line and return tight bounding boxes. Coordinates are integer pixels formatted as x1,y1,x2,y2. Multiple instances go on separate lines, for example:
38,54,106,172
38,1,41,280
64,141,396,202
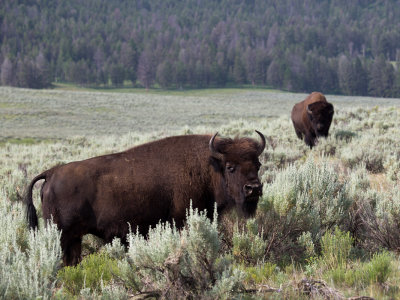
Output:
1,0,400,97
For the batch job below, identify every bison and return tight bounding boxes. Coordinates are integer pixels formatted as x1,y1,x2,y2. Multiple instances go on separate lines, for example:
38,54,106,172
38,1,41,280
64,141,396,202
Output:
291,92,334,148
26,131,265,265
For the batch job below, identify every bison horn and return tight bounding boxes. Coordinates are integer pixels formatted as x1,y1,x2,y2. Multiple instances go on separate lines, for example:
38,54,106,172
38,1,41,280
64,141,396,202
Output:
209,132,224,160
307,105,313,115
255,130,266,156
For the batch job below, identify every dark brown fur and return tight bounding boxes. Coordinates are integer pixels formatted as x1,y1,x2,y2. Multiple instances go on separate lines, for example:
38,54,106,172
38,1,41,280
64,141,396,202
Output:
291,92,334,148
26,133,265,265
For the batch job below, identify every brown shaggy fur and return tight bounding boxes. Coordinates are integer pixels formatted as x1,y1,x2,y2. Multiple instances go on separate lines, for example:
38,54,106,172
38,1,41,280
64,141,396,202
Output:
26,133,265,265
291,92,334,148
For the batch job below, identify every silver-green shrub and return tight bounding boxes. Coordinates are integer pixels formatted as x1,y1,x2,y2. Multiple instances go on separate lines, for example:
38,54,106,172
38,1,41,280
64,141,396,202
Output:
375,188,400,222
103,238,126,260
257,155,352,258
338,106,400,174
0,190,62,299
358,187,400,252
386,155,400,183
124,206,245,299
297,231,316,259
340,138,386,173
345,164,400,251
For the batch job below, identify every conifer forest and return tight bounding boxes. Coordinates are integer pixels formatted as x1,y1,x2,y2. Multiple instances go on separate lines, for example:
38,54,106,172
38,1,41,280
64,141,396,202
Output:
1,0,400,96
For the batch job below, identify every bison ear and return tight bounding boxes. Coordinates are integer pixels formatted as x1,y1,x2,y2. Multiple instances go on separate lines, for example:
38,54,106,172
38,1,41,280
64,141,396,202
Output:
209,132,224,160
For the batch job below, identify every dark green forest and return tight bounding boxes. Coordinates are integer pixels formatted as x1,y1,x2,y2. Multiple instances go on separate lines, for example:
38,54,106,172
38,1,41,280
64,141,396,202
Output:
1,0,400,97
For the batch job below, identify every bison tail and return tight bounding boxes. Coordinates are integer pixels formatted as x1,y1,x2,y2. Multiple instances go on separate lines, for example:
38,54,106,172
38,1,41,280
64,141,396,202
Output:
26,172,46,230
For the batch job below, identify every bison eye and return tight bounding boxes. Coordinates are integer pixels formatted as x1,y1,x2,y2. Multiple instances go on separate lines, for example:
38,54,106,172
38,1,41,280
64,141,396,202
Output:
226,164,235,173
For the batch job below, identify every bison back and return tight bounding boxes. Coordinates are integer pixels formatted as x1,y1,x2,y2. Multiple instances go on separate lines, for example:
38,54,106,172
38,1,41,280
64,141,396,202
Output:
40,135,215,242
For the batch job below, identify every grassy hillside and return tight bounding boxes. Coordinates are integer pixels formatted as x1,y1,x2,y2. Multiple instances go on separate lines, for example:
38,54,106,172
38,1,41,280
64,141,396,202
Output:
0,87,400,299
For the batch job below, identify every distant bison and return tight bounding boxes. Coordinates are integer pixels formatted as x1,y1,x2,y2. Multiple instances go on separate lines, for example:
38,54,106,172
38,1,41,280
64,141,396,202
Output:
26,132,265,265
291,92,334,148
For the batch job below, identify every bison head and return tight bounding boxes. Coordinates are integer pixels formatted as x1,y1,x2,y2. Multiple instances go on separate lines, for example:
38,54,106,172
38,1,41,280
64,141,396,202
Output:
307,102,334,137
209,131,265,217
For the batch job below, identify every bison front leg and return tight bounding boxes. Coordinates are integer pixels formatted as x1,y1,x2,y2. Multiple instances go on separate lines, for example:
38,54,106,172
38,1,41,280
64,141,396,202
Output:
304,133,316,149
61,233,83,266
295,129,303,140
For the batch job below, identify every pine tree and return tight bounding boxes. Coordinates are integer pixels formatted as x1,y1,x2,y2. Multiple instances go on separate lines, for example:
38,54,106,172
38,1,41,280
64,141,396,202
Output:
120,41,138,85
35,52,52,88
338,54,353,95
16,58,37,88
392,66,400,97
351,57,368,96
0,57,15,86
244,47,257,85
66,60,91,86
267,59,284,88
233,56,246,84
110,63,125,87
368,56,395,97
156,60,173,88
137,50,155,90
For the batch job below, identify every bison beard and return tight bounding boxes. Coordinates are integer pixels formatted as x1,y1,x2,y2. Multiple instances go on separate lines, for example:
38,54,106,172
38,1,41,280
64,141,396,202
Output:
291,92,334,148
25,131,265,266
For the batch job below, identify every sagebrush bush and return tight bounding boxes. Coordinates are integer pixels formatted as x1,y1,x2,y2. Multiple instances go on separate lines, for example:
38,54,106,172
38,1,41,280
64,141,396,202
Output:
386,156,400,183
79,284,129,300
103,237,126,260
297,231,316,259
232,219,267,264
261,146,305,183
337,107,400,175
124,206,245,299
0,192,62,299
334,130,357,142
340,138,386,173
356,187,400,252
256,156,352,260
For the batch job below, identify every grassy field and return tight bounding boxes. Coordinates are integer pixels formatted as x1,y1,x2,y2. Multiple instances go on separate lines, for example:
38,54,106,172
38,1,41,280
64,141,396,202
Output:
1,86,400,299
1,86,399,139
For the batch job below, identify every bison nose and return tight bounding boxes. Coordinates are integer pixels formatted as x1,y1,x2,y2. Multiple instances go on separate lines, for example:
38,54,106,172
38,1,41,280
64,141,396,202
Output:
243,183,263,198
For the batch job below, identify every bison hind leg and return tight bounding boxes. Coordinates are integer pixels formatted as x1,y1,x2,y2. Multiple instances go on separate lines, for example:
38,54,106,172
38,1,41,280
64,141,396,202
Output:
61,233,83,266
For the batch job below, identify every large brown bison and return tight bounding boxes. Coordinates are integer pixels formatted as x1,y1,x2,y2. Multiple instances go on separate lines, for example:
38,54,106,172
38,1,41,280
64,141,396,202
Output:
26,131,265,265
291,92,334,148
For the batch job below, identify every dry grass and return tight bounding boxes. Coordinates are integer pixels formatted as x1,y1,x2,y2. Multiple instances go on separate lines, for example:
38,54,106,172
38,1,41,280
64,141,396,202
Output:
368,173,392,192
1,86,399,139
